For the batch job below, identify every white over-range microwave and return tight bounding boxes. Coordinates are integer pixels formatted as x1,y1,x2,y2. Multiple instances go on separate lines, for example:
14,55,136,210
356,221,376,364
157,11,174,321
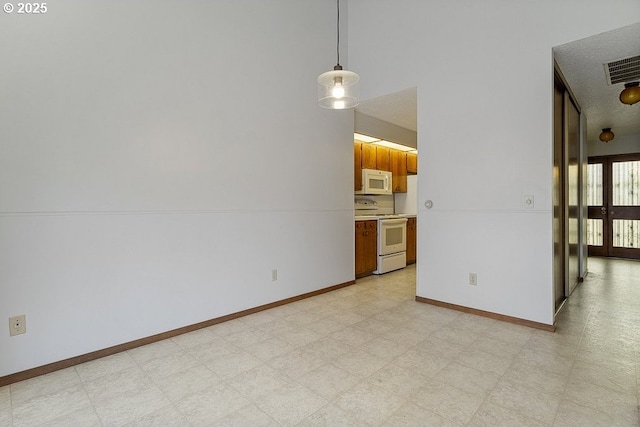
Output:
356,169,393,195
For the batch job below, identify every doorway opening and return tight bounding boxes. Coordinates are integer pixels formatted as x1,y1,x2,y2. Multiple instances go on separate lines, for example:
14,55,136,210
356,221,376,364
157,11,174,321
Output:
353,87,418,288
552,23,640,315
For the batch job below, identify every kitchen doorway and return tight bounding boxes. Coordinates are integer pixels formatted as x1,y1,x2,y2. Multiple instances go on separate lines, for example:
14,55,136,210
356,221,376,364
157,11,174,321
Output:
354,87,418,288
587,154,640,260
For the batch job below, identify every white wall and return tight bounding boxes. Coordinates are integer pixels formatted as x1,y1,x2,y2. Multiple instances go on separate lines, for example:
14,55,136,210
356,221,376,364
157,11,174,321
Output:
0,0,355,376
355,111,417,149
349,0,640,325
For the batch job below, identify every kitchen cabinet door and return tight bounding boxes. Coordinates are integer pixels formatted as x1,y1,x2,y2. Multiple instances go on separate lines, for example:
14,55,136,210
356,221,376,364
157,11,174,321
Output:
406,217,417,264
354,142,362,191
355,220,377,276
375,146,391,171
362,143,377,169
407,152,418,175
364,221,377,272
355,221,367,276
390,149,408,193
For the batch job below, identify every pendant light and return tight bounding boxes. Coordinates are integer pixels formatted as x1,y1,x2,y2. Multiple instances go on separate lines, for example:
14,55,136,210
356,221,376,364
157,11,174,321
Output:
599,128,614,143
317,0,359,109
619,82,640,105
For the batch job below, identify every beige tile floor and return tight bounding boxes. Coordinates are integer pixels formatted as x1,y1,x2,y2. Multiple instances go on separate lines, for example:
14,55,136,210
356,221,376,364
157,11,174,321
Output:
2,258,639,426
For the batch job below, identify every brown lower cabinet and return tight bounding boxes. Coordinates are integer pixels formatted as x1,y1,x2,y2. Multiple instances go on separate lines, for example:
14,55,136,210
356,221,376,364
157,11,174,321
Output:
355,220,377,276
406,217,417,264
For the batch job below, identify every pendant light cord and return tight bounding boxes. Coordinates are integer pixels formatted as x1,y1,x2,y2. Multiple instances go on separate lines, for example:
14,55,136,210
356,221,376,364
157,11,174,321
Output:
336,0,340,65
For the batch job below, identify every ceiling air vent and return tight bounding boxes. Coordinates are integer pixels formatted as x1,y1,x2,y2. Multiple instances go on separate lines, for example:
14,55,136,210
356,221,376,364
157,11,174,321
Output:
604,55,640,85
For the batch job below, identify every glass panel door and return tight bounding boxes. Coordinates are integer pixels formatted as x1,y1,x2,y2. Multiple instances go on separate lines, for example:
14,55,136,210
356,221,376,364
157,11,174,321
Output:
587,159,607,256
612,161,640,206
586,218,603,246
610,158,640,258
588,155,640,259
613,220,640,248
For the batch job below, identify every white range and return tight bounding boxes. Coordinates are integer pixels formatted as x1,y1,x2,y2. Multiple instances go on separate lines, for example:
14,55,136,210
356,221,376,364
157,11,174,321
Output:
355,199,408,275
373,215,408,274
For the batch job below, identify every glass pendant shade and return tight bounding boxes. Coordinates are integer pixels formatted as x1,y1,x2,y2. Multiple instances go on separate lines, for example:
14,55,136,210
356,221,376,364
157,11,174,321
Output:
619,82,640,105
599,128,614,143
318,66,359,109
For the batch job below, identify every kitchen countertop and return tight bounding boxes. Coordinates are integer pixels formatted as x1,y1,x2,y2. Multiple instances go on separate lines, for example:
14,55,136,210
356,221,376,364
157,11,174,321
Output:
355,214,416,221
355,216,378,221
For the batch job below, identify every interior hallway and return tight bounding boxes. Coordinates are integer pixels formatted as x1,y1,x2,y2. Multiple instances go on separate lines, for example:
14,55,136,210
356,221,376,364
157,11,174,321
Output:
1,258,638,426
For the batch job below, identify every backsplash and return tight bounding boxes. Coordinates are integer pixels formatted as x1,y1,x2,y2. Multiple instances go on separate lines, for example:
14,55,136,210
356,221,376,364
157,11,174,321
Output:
355,194,394,215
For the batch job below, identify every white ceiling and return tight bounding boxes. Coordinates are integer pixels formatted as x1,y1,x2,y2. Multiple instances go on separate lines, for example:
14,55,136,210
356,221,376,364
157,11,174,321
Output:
355,22,640,142
554,22,640,142
356,87,417,132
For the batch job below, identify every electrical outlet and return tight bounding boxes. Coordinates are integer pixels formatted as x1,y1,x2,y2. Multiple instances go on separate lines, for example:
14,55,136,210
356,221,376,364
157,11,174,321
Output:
9,315,26,336
469,273,478,286
271,269,278,281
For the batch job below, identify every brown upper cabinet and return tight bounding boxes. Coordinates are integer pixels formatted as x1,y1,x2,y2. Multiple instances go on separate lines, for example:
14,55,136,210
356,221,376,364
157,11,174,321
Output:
354,141,413,193
390,150,407,193
375,146,391,172
361,143,377,169
407,152,417,175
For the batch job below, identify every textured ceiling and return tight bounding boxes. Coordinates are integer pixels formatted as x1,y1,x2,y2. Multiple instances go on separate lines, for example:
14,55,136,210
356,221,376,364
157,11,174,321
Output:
355,87,417,132
356,23,640,143
554,22,640,142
